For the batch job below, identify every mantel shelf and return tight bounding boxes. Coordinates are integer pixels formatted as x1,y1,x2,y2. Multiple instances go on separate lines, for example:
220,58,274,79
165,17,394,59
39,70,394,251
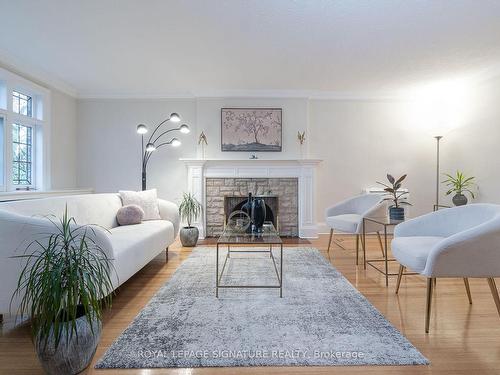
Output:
179,158,322,164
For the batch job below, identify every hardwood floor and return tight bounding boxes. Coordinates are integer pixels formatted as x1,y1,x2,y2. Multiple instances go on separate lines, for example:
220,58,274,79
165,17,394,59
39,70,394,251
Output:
1,234,500,374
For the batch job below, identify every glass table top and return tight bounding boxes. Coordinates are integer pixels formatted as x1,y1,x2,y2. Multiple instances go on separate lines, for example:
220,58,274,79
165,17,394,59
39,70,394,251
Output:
217,222,282,245
364,216,406,226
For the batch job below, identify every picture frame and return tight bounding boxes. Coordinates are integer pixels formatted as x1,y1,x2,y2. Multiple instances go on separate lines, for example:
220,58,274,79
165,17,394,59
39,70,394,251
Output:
221,108,282,152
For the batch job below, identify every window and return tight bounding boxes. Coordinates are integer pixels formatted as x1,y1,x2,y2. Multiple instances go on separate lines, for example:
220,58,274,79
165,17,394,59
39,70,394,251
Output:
0,67,50,192
12,123,33,185
12,90,32,117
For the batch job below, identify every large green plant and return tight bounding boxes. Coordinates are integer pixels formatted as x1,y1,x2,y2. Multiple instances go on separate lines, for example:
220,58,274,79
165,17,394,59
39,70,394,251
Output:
11,206,115,349
376,174,412,208
442,171,476,198
178,192,202,227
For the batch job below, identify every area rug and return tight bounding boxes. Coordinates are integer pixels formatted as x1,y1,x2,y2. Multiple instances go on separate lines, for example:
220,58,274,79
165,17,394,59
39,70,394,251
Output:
96,247,428,368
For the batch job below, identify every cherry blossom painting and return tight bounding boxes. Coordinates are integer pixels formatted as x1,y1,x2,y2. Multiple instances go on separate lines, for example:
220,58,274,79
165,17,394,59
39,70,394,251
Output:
221,108,282,152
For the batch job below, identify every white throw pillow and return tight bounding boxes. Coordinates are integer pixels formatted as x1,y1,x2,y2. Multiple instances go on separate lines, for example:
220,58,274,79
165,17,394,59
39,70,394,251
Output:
119,189,161,220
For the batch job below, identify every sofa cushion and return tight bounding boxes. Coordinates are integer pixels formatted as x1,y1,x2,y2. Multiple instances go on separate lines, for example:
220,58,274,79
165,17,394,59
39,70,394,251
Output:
117,204,144,226
107,220,174,284
119,189,161,220
392,236,445,273
326,214,361,233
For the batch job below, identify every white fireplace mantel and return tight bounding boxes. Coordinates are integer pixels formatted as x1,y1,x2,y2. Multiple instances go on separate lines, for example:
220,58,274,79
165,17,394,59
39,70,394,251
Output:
180,158,322,239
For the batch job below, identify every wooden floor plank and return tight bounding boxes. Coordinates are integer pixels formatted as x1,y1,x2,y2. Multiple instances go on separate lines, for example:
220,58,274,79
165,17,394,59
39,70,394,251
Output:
1,234,499,374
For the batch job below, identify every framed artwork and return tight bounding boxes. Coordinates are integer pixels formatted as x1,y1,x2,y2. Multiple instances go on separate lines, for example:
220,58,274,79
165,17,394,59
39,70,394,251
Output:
221,108,282,152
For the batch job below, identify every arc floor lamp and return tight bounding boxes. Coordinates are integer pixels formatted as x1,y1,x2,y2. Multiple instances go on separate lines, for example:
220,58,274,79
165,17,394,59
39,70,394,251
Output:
137,112,190,190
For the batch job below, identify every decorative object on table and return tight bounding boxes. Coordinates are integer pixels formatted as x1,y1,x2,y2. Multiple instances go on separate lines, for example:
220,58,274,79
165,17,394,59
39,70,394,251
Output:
241,193,267,233
136,113,190,190
119,189,161,220
226,210,251,233
12,206,115,375
116,204,144,226
377,174,411,220
442,170,476,206
297,131,306,158
221,108,282,152
198,131,208,159
178,192,202,247
249,153,258,159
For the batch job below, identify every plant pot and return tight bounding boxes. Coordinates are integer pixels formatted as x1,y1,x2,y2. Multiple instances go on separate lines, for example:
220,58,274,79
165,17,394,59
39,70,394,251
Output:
180,226,199,247
389,207,405,221
452,193,468,206
35,313,101,375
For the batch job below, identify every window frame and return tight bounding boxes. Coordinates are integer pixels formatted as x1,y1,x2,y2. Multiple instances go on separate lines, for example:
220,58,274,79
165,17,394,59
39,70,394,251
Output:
0,67,51,192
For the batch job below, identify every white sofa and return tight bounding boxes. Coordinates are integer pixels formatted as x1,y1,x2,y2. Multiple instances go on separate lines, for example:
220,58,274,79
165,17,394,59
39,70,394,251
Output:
0,193,180,318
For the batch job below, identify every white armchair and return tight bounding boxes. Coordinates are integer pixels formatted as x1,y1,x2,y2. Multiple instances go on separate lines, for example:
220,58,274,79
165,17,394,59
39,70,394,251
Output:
325,194,386,264
392,204,500,332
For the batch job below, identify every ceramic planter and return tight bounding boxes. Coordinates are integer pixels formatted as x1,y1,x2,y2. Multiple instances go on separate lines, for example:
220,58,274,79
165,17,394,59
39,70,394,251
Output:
452,193,468,206
389,207,405,221
35,313,101,375
180,226,199,247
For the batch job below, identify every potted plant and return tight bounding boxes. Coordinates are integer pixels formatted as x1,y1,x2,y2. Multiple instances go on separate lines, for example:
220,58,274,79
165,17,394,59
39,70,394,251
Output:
377,174,412,220
442,171,476,206
178,192,202,247
11,207,115,375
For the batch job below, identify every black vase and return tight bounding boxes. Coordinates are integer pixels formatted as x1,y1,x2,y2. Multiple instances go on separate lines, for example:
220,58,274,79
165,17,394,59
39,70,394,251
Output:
251,198,266,232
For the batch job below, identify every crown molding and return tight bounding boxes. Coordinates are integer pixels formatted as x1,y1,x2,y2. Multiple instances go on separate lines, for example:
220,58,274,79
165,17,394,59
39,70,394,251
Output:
77,89,405,101
0,54,78,98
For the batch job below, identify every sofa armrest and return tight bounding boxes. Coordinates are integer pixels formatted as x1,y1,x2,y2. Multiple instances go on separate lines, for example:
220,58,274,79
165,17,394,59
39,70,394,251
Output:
158,199,180,236
0,210,116,315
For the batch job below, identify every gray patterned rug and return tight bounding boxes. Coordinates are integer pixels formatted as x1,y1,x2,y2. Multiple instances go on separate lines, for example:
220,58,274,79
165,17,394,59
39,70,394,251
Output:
96,247,428,368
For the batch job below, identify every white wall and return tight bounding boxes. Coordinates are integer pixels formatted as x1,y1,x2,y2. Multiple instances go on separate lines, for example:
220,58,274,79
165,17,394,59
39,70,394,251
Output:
76,76,500,230
77,99,197,201
51,88,78,188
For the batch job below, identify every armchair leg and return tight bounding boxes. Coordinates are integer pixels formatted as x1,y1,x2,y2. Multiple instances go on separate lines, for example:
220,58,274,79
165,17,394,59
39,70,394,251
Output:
395,265,405,294
166,247,169,262
355,234,359,265
376,231,385,257
487,278,500,317
463,278,472,304
327,229,333,253
425,278,434,333
0,314,3,323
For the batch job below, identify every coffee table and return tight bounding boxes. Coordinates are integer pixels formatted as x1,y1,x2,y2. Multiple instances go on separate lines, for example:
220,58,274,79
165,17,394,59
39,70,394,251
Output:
216,222,283,297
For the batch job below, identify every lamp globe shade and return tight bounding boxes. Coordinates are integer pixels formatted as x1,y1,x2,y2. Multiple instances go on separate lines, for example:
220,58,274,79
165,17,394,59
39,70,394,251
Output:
179,124,190,134
136,124,148,134
171,138,181,147
170,113,181,122
146,143,156,152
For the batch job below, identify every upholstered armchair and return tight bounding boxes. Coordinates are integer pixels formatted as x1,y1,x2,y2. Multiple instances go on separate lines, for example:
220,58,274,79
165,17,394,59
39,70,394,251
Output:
325,194,386,264
392,204,500,332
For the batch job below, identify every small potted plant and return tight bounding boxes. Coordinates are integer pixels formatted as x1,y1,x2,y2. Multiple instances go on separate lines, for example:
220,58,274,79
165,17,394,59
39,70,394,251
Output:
442,171,476,206
178,192,202,247
12,206,115,375
377,174,411,220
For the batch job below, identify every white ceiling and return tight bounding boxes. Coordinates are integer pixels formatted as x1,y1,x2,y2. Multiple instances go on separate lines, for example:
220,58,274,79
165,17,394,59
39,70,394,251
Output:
1,0,500,98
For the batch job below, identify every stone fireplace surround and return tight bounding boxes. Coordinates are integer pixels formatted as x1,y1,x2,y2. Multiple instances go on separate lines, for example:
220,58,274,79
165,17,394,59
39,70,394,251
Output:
206,178,298,237
181,159,321,239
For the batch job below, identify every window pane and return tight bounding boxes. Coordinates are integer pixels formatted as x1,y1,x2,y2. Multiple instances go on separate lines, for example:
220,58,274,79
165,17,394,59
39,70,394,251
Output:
12,123,33,185
12,91,32,117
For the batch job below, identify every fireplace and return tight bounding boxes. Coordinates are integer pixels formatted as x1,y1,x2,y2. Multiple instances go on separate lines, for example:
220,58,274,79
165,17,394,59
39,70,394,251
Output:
205,178,298,237
224,195,278,230
181,159,321,238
